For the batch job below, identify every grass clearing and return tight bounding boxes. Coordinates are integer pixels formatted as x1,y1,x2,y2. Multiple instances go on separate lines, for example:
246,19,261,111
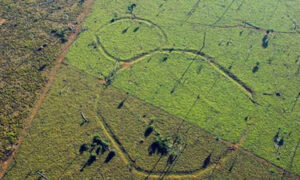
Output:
64,0,300,175
5,63,295,179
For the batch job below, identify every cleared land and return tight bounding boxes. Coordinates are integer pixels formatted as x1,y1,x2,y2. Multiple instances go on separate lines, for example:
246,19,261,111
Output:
66,0,300,175
4,64,298,179
2,0,300,179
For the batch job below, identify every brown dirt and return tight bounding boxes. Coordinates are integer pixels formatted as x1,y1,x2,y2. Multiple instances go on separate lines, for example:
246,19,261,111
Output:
99,79,106,85
122,62,131,67
0,18,6,25
0,0,94,178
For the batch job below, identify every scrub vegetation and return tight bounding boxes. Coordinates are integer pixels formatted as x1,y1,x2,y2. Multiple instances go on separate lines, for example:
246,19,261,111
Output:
0,0,85,164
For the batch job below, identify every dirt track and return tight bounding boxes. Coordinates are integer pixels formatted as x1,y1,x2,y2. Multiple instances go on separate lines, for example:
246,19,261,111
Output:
0,0,94,178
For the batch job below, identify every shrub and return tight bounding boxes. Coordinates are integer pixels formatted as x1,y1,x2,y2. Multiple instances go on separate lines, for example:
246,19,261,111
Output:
269,168,276,174
128,3,136,14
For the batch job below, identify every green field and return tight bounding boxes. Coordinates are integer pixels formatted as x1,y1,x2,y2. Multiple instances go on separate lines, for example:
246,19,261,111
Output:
66,0,300,174
3,0,300,179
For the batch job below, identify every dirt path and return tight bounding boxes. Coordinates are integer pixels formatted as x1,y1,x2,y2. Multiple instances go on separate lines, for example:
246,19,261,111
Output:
0,0,94,178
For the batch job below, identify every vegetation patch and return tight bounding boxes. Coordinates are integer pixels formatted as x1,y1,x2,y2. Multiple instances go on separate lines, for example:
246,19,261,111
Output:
0,0,85,164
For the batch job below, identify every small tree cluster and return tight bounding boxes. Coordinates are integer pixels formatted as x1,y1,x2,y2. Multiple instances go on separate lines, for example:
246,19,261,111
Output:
92,136,110,153
79,135,116,171
148,136,172,156
50,28,68,43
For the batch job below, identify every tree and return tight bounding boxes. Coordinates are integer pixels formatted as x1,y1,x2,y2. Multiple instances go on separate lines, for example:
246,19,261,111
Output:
148,136,172,156
128,4,137,14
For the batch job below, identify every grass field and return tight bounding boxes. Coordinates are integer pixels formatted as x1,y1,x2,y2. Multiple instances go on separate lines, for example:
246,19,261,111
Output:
65,0,300,175
4,64,298,179
3,0,300,179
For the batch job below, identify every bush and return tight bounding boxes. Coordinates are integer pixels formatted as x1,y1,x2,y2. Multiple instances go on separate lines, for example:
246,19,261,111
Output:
269,168,276,174
50,28,68,43
128,3,136,14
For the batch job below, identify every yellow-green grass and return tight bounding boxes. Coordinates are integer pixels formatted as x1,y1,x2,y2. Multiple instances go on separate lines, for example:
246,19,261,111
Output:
3,65,131,180
5,63,295,179
113,52,254,142
97,86,228,172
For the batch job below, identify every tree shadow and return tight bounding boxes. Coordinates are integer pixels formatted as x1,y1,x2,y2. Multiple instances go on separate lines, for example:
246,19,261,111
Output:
144,125,154,137
104,150,116,163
